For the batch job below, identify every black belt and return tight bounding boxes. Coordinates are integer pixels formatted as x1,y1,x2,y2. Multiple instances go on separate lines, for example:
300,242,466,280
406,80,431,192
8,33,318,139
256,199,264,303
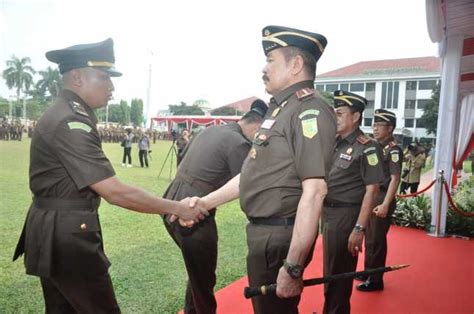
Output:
33,197,100,211
248,216,296,226
323,201,361,208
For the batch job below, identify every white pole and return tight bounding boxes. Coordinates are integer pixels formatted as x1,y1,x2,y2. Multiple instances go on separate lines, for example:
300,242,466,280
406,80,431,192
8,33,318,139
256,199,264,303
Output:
430,34,463,236
145,51,153,128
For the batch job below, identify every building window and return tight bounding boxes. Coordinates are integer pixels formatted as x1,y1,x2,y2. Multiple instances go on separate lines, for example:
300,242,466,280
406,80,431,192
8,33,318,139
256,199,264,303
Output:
340,83,349,91
326,84,338,92
364,118,373,127
366,100,374,109
406,81,417,91
365,82,376,92
350,83,364,92
417,99,430,109
416,118,427,128
405,119,414,128
405,100,416,109
315,84,325,91
381,81,399,109
418,80,436,90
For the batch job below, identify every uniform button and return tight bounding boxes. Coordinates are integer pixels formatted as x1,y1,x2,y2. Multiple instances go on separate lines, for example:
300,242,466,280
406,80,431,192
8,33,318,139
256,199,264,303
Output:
80,223,87,230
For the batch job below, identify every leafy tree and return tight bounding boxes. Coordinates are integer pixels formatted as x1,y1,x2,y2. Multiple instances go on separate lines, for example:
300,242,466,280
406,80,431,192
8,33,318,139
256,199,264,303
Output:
169,101,204,115
107,104,123,123
119,100,130,125
130,98,144,127
210,106,244,116
2,55,36,118
421,82,440,135
319,90,334,104
36,67,62,100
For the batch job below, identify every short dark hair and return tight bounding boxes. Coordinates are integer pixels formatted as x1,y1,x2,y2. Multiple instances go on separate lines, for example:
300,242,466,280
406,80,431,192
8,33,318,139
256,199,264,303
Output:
281,46,316,79
240,111,264,124
348,106,363,125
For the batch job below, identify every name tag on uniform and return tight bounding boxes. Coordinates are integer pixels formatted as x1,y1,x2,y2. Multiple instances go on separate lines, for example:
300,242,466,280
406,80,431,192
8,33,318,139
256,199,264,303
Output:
261,119,275,129
340,153,352,161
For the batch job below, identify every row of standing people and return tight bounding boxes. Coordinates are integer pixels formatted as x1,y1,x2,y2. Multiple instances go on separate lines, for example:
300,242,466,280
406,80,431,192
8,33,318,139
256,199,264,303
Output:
13,28,412,314
0,120,26,141
167,26,404,314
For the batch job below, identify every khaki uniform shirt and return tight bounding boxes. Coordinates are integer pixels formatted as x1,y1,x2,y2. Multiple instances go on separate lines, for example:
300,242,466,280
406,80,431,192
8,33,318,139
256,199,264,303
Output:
166,122,251,198
326,128,385,204
240,80,337,218
17,89,115,278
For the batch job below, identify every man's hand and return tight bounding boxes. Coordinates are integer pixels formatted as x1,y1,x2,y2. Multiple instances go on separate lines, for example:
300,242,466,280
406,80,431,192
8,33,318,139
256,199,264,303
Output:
348,231,364,256
373,203,389,218
276,267,303,298
175,197,209,223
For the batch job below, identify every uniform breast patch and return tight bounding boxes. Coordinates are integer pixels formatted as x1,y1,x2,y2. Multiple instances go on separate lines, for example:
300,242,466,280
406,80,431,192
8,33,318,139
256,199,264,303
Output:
68,121,91,133
301,118,318,139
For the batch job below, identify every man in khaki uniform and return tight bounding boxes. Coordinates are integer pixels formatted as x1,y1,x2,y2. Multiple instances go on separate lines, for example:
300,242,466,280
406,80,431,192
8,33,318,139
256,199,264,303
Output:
323,90,385,314
399,144,426,194
357,109,403,292
163,100,267,314
12,38,207,313
189,25,337,314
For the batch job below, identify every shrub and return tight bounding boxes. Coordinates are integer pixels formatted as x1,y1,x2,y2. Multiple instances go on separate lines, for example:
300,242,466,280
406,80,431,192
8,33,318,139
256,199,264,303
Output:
392,195,431,229
446,177,474,237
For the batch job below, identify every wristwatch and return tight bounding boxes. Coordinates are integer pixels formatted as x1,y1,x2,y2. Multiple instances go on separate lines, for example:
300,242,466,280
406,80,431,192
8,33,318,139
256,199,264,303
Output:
283,259,303,279
353,223,366,233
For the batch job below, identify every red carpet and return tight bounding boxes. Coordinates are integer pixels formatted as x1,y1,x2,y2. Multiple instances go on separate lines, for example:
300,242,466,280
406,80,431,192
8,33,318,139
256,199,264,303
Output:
213,226,474,314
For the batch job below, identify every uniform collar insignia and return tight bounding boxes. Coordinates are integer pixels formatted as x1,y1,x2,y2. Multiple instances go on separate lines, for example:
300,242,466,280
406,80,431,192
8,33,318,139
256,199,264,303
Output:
69,101,89,117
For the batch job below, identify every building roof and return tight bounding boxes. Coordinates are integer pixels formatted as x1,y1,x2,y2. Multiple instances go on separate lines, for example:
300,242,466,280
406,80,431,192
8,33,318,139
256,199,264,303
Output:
214,96,259,113
318,56,440,79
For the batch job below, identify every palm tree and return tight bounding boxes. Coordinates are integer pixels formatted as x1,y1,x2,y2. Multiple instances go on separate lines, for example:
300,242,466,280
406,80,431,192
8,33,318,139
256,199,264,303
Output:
36,66,62,101
2,55,35,119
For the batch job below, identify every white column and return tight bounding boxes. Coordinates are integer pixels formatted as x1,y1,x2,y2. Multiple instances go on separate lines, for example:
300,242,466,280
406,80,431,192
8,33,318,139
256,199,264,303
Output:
430,34,464,235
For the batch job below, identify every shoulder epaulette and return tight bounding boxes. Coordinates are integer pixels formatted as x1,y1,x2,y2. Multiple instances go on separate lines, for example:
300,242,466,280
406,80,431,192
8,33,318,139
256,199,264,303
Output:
389,140,397,147
356,134,370,145
69,101,89,117
296,88,314,101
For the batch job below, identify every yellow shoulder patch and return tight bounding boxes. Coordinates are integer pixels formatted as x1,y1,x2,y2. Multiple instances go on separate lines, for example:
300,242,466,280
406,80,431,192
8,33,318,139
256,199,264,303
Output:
367,152,379,166
68,121,91,133
391,152,399,163
301,118,318,139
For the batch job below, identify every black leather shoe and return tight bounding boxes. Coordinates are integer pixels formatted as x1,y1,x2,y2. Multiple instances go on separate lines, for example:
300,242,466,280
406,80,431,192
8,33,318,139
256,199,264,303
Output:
354,275,368,282
356,280,384,292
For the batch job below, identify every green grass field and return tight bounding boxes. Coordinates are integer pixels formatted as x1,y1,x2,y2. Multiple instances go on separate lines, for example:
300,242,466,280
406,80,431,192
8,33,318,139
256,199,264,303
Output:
0,139,248,313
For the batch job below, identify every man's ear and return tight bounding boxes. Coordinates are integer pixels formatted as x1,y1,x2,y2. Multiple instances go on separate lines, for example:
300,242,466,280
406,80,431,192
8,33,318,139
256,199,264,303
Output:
353,111,361,124
291,55,305,76
68,69,83,87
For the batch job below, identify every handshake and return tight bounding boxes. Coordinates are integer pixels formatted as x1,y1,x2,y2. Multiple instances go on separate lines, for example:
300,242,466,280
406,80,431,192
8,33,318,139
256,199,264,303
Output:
171,197,209,227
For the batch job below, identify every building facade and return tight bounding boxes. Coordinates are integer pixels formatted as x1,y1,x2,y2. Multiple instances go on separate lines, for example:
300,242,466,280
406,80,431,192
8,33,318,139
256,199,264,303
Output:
315,57,440,145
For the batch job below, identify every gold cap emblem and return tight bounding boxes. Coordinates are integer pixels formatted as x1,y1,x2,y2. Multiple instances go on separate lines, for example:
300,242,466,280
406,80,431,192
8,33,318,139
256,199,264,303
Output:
264,29,271,36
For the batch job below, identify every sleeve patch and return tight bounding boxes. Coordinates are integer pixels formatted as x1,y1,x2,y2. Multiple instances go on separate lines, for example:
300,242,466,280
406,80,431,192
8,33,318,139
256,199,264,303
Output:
367,153,379,166
363,147,376,154
68,122,91,133
391,152,400,163
301,118,318,139
298,109,320,119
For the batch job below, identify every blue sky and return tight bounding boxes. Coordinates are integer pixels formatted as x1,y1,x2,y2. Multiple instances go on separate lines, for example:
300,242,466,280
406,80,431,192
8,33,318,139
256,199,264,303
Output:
1,0,438,119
